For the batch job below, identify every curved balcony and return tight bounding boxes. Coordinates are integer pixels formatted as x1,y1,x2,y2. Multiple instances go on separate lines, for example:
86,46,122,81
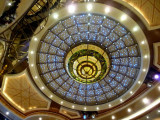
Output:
0,0,35,34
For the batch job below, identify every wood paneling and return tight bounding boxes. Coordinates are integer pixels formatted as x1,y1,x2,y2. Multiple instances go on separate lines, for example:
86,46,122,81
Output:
123,0,160,26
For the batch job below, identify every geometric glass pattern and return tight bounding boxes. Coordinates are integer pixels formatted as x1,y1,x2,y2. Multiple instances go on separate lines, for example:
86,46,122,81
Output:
65,44,110,84
37,13,141,105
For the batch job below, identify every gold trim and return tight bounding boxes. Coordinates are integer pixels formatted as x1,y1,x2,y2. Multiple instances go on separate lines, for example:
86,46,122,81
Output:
28,3,150,111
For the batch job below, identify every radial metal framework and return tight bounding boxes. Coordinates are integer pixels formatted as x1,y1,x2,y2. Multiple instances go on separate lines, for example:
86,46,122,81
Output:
37,13,141,105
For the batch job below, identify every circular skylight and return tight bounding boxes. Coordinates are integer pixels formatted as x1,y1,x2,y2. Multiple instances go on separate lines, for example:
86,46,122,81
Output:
37,13,141,105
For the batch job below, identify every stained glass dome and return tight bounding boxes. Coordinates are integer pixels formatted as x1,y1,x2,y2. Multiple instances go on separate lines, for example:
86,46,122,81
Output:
65,44,110,84
36,13,141,105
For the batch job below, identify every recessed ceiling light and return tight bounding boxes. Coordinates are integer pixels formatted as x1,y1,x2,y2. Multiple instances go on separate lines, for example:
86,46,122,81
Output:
141,41,145,44
87,4,93,11
5,112,9,115
146,116,149,119
111,115,115,120
121,14,127,21
53,13,58,19
127,108,132,112
30,51,34,54
96,107,99,110
68,4,76,13
144,55,148,58
105,7,110,13
133,26,138,32
8,2,12,6
41,86,44,90
72,105,75,108
109,104,112,107
34,37,38,41
154,74,159,80
130,91,133,94
61,101,63,104
142,98,149,104
39,117,42,120
143,69,146,72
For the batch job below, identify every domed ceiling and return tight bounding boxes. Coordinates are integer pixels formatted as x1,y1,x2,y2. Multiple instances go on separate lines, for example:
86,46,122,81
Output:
2,0,160,120
37,13,141,106
29,3,150,111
